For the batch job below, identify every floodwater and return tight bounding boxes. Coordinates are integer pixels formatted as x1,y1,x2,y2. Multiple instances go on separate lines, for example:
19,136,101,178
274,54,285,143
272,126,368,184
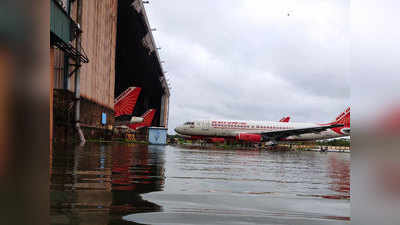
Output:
50,143,350,225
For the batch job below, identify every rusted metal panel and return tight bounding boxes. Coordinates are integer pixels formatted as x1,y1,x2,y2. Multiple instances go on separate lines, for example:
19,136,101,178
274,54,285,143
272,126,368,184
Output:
52,48,64,89
67,0,118,110
50,47,54,166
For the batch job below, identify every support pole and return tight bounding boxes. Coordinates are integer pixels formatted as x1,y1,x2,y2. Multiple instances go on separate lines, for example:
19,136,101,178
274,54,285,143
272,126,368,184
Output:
160,94,166,127
74,0,85,143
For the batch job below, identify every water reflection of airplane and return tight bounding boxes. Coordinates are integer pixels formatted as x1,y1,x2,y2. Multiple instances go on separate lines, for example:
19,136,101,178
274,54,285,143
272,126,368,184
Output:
111,145,165,214
175,107,350,145
327,156,350,199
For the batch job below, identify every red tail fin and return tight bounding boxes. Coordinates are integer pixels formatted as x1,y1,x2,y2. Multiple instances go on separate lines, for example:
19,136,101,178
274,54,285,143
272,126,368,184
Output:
141,109,156,126
334,107,350,127
114,87,142,117
279,116,290,122
128,109,156,130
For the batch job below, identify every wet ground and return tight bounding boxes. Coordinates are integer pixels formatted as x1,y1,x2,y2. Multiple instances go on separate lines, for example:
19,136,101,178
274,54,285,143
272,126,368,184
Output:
50,143,350,225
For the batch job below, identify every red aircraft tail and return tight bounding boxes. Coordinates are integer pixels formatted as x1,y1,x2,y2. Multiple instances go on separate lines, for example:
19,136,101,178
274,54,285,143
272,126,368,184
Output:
279,116,290,122
128,109,156,130
334,107,350,127
114,87,142,117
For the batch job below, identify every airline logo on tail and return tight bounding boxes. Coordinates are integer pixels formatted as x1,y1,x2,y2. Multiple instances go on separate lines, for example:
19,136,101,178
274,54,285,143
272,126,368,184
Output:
325,107,350,135
114,87,142,117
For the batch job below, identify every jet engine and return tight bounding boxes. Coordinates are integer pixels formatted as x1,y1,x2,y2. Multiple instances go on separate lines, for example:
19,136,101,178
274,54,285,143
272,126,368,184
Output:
341,128,350,134
236,133,262,142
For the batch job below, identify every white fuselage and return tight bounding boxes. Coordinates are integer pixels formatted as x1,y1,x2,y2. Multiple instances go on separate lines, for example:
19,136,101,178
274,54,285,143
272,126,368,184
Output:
175,120,349,141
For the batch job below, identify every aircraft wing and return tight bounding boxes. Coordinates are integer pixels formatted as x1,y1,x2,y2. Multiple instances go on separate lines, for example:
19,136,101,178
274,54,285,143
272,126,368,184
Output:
259,124,344,140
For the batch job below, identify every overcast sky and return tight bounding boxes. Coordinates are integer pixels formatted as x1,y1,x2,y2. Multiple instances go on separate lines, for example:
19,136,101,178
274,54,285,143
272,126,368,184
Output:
350,0,400,125
144,0,350,133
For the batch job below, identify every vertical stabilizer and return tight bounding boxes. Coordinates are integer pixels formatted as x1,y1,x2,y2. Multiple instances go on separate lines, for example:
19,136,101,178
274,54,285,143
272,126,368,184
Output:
279,117,290,122
128,109,156,130
114,87,142,117
334,107,350,127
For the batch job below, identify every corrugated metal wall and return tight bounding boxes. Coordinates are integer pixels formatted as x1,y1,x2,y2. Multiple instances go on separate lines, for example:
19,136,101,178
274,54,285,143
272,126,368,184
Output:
53,48,65,89
69,0,118,109
53,48,75,91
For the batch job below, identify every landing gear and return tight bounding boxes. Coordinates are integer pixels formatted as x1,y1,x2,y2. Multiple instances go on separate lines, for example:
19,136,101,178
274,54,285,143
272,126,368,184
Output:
265,141,278,147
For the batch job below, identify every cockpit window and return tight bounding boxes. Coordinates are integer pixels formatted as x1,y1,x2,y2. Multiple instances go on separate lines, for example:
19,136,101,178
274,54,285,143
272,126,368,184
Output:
184,122,195,126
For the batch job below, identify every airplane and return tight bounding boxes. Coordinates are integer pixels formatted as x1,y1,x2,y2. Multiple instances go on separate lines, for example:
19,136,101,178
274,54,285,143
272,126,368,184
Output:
176,116,292,143
174,107,350,145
